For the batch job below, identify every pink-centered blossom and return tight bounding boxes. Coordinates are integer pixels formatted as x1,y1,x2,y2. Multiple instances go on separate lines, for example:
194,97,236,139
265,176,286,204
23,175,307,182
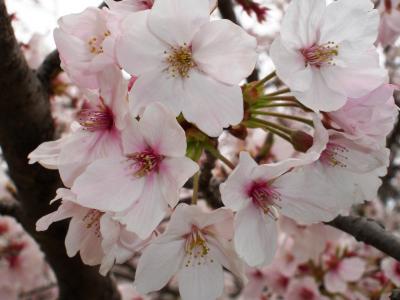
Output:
381,257,400,286
270,0,387,111
105,0,217,13
377,0,400,46
54,7,119,88
323,256,366,293
71,102,198,239
116,0,257,137
297,118,389,207
220,150,352,267
285,277,328,300
36,188,148,275
328,84,398,147
134,204,245,300
28,66,128,187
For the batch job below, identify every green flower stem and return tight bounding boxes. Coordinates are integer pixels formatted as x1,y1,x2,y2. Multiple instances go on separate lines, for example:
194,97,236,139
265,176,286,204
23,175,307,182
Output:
191,171,200,205
251,111,314,126
264,88,290,97
203,143,235,170
249,117,293,134
244,119,293,143
253,70,276,88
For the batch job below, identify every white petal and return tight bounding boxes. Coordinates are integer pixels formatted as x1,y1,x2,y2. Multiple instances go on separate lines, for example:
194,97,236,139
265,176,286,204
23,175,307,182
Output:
28,138,67,169
159,157,199,207
178,257,224,300
220,151,256,211
71,157,145,212
234,202,277,267
192,19,257,85
139,102,187,157
338,257,366,281
116,176,168,239
270,37,312,92
280,0,325,48
292,70,346,112
182,70,243,137
129,68,185,117
135,239,185,293
117,10,167,75
148,0,209,46
324,271,347,293
121,115,147,154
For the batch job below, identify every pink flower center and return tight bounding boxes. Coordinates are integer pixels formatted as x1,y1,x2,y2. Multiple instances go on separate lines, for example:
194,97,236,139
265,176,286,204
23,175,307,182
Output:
82,209,103,238
78,107,113,132
301,42,338,68
0,240,25,269
319,142,349,168
87,30,111,55
184,226,214,267
299,287,315,300
247,181,281,220
127,149,164,178
394,262,400,276
165,43,196,78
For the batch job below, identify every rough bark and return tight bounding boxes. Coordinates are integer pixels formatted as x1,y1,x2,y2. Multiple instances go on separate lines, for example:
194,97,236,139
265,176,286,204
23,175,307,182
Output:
0,1,120,299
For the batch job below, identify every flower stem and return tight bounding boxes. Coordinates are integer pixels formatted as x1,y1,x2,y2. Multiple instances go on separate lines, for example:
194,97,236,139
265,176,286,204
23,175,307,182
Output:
259,96,297,102
204,144,235,170
249,117,293,134
254,70,276,88
244,119,292,143
191,171,200,205
251,102,303,110
264,88,290,97
251,111,314,126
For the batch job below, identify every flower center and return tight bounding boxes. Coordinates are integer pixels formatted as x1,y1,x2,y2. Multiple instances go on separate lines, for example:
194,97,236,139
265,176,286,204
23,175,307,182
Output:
184,227,213,267
0,240,25,269
127,149,164,178
87,30,111,55
248,181,281,220
299,287,315,300
301,42,339,68
82,209,103,238
320,142,349,168
165,44,196,78
78,106,113,132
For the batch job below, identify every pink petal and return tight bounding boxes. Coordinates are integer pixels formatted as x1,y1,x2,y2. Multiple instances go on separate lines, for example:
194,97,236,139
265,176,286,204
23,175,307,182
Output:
192,19,257,85
148,0,209,46
324,271,347,293
338,257,366,281
71,156,145,212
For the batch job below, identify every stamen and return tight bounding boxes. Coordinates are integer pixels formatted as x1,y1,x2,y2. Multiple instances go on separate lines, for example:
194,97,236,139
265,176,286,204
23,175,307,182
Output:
320,143,349,168
126,150,164,178
184,227,213,267
248,181,281,220
301,42,339,68
87,30,111,55
165,43,196,78
78,107,113,132
82,209,103,238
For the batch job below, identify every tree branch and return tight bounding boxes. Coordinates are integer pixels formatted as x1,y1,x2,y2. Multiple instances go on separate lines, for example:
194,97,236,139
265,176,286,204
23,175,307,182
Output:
0,1,120,299
327,216,400,261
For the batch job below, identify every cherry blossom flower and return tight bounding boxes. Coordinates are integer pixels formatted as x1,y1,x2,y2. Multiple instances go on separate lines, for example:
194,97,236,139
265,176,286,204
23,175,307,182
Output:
377,0,400,47
28,66,128,187
134,204,245,300
323,256,366,293
328,84,398,147
105,0,217,13
285,277,328,300
71,102,198,239
296,120,389,207
381,257,400,286
270,0,387,111
220,150,352,267
36,188,148,275
116,0,257,137
54,7,119,88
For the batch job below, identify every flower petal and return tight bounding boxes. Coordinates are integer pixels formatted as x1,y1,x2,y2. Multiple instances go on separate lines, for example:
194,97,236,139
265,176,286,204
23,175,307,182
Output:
234,202,277,267
71,156,145,212
148,0,209,46
182,70,243,137
135,239,185,293
192,19,257,85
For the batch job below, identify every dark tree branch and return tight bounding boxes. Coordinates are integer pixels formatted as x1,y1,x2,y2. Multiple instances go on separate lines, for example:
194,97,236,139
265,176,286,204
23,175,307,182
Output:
36,49,61,94
327,216,400,261
0,1,120,299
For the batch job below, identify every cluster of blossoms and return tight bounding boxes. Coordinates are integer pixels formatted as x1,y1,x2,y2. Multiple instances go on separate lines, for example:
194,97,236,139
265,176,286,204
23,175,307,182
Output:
0,216,57,300
27,0,400,299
